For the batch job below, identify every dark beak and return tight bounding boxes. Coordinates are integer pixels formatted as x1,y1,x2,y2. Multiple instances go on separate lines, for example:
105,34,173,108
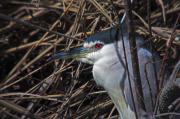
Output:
48,47,90,61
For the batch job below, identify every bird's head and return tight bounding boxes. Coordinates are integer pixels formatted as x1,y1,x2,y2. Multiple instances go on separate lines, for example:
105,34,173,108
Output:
48,28,119,64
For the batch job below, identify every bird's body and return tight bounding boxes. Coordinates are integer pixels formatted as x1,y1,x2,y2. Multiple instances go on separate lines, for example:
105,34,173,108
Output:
92,34,159,119
50,27,160,119
92,39,136,119
87,30,159,119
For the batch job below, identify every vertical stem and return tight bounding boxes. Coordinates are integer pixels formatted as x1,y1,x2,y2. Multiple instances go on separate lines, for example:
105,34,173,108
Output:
159,14,180,89
147,0,158,107
124,0,146,111
109,1,138,118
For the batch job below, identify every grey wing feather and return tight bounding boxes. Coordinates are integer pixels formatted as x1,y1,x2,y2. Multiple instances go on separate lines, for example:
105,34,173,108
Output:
123,38,160,118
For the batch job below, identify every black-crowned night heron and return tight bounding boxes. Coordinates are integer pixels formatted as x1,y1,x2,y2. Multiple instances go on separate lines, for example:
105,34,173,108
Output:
49,27,160,119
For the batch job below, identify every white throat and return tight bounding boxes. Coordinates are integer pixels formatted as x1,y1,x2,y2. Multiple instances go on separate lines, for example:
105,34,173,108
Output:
92,42,136,119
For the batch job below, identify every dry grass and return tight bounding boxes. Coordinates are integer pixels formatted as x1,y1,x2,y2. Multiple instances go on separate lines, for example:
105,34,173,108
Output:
0,0,180,119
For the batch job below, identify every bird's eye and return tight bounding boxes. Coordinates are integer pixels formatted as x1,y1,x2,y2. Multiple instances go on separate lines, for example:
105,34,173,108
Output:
95,43,103,49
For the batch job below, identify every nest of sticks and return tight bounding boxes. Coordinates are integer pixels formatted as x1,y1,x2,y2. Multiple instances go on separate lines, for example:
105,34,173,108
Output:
0,0,180,119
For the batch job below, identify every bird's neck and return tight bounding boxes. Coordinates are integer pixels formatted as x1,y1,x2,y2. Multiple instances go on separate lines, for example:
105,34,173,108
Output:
108,90,136,119
93,56,136,119
92,41,137,119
